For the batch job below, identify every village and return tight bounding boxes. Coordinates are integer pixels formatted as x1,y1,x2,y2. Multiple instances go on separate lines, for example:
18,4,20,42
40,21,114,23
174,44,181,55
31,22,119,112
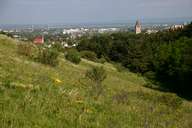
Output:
0,20,186,51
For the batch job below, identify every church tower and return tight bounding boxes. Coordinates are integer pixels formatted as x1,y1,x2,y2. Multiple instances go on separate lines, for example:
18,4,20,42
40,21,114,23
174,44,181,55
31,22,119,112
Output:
135,20,142,34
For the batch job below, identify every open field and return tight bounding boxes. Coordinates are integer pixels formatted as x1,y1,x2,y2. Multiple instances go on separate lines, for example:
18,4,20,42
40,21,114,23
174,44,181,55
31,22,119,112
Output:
0,35,192,128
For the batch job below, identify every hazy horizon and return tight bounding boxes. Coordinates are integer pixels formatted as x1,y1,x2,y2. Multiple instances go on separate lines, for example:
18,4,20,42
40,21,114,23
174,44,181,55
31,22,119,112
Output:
0,0,192,24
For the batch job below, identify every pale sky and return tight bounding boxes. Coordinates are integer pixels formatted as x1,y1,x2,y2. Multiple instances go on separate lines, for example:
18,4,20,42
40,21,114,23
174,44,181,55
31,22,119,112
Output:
0,0,192,24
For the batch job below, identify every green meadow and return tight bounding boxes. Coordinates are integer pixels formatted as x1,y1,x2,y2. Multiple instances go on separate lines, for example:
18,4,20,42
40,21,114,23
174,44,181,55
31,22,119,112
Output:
0,34,192,128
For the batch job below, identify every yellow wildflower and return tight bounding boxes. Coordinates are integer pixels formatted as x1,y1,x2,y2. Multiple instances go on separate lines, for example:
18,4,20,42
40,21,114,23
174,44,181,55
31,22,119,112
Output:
54,78,62,83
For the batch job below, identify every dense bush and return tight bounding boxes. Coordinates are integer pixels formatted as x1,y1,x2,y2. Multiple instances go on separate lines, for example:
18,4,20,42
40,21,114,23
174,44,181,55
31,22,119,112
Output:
17,43,59,67
80,50,97,61
37,48,59,66
65,49,81,64
52,42,65,52
86,66,107,97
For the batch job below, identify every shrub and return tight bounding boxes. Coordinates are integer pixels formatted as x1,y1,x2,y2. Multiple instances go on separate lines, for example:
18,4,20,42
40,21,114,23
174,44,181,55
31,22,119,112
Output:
65,49,81,64
97,57,106,64
17,43,36,58
52,42,64,52
80,50,97,62
37,48,59,66
86,66,107,97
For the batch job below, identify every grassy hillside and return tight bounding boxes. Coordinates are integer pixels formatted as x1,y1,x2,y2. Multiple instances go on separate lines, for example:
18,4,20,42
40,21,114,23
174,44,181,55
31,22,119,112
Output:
0,35,192,128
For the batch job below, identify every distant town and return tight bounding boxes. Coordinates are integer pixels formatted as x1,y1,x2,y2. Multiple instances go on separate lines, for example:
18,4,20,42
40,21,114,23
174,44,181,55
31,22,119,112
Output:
0,21,189,48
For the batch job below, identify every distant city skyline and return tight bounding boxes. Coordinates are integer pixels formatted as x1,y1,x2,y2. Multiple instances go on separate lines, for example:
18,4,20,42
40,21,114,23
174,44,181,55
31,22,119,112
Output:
0,0,192,24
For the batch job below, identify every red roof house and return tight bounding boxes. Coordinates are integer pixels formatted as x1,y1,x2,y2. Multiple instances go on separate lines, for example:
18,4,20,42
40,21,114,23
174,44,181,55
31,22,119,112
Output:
33,36,44,44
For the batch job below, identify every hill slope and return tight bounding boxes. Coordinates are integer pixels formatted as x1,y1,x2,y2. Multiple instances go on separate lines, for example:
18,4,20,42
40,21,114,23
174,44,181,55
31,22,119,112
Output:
0,35,192,128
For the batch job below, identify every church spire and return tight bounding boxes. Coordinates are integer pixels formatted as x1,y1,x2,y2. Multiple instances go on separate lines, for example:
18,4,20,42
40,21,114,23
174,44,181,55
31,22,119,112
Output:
135,20,142,34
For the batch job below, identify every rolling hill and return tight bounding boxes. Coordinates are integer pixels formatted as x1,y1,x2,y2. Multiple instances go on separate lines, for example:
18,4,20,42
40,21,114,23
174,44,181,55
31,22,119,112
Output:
0,35,192,128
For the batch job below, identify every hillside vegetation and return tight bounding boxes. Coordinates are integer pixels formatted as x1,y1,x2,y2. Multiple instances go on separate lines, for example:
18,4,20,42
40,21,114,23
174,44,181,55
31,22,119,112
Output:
0,35,192,128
